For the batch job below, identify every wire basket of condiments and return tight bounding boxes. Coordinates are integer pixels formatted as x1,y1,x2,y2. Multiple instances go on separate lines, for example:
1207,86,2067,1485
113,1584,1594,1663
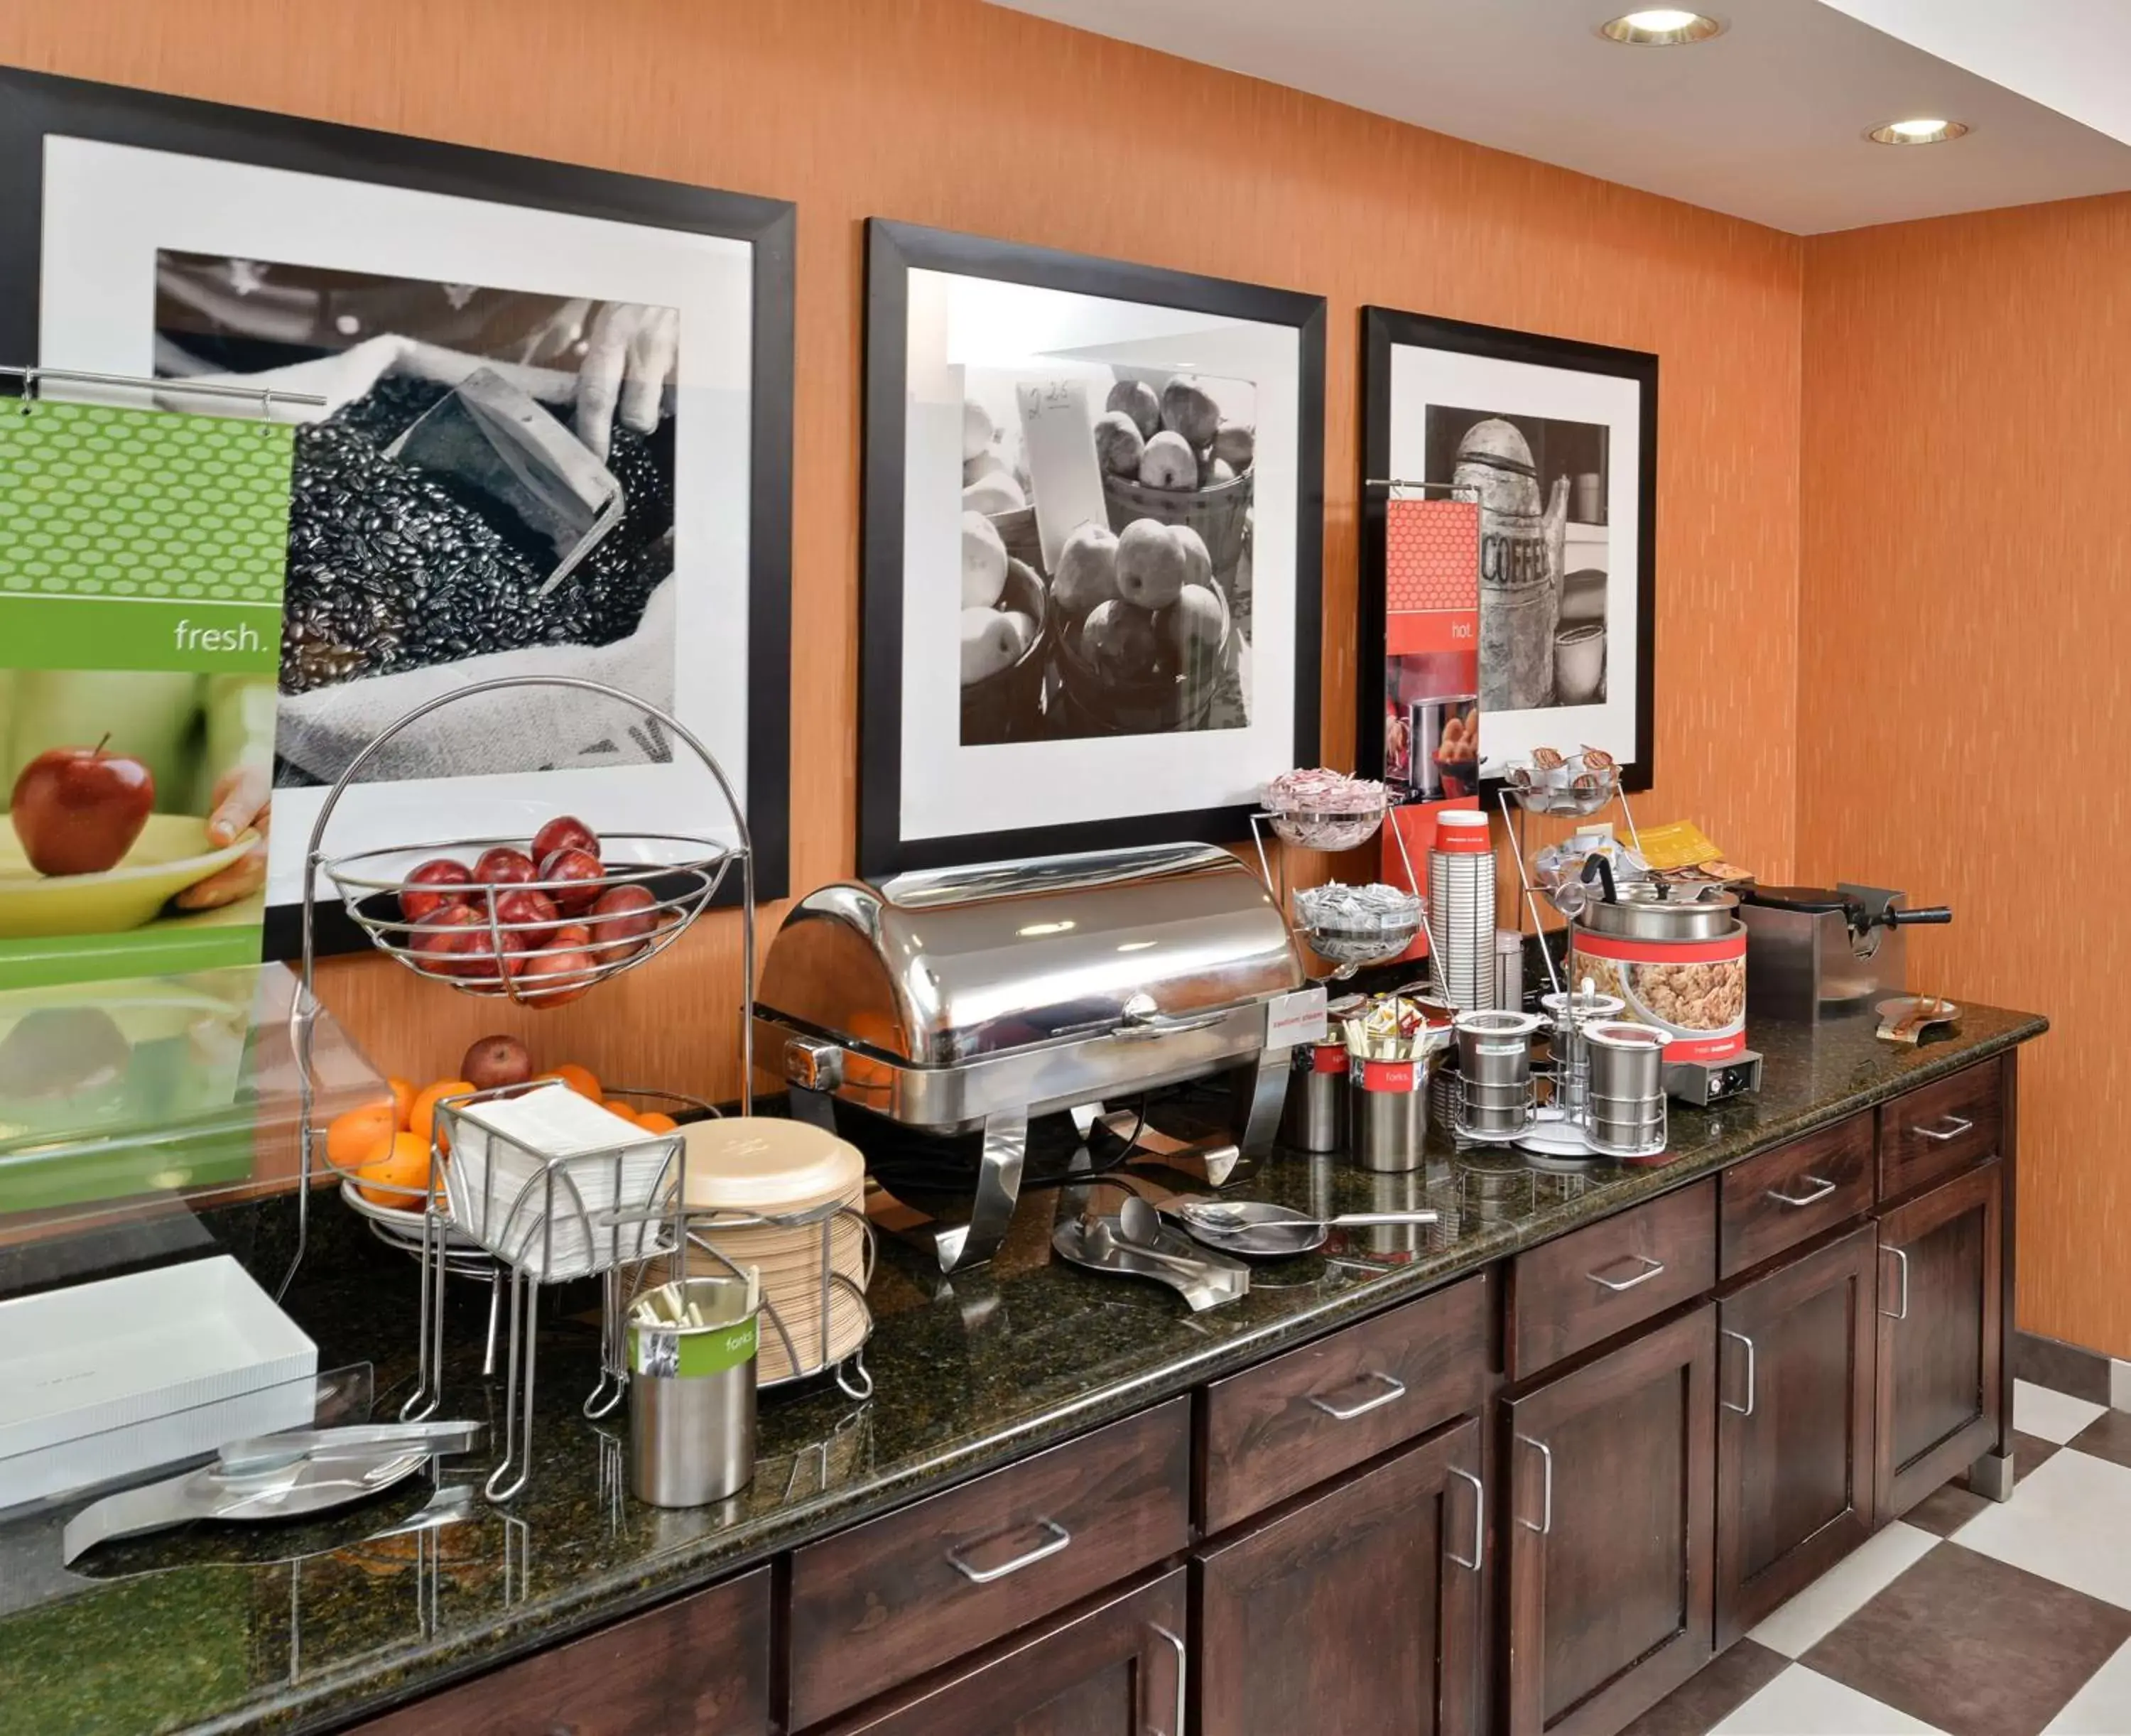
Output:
1296,880,1424,971
1504,747,1620,818
1262,769,1391,851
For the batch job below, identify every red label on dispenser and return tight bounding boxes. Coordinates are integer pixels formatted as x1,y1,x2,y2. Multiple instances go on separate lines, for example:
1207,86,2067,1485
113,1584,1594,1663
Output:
1350,1058,1419,1094
1311,1043,1349,1075
1568,926,1747,1062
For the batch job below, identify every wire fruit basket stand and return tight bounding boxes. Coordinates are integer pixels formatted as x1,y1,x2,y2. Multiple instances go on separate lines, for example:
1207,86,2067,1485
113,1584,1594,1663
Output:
287,676,778,1502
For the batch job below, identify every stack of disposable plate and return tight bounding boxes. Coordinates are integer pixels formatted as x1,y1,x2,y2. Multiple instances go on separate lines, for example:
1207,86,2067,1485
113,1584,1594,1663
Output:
671,1118,870,1386
1427,810,1497,1011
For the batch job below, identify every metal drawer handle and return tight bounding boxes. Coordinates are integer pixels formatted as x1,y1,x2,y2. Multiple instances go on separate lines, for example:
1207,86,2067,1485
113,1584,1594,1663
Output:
1309,1369,1407,1421
1721,1328,1757,1416
1912,1114,1974,1143
945,1517,1072,1585
1767,1175,1837,1208
1589,1253,1666,1293
1448,1465,1485,1572
1147,1622,1186,1736
1881,1246,1911,1320
1517,1435,1553,1535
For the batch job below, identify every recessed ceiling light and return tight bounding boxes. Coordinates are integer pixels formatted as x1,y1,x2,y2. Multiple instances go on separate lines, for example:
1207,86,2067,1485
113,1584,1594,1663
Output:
1599,9,1725,45
1868,117,1970,145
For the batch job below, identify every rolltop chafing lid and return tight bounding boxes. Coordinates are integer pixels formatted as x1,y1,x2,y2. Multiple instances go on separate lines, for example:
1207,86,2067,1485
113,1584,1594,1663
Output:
755,843,1303,1066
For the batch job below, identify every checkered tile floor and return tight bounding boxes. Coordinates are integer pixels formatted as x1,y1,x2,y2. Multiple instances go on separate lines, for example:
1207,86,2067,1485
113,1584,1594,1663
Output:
1625,1380,2131,1735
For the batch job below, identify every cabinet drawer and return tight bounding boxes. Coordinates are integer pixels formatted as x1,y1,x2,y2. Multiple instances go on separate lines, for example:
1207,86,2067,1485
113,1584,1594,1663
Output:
349,1566,770,1736
787,1399,1191,1728
1200,1271,1492,1534
1508,1181,1716,1379
1879,1061,2000,1202
1720,1113,1875,1276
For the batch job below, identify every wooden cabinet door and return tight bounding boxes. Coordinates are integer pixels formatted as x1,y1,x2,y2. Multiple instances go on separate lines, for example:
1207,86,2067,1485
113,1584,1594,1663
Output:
1715,1223,1878,1647
349,1566,771,1736
1504,1305,1715,1736
818,1570,1186,1736
1875,1161,2005,1524
1195,1416,1484,1736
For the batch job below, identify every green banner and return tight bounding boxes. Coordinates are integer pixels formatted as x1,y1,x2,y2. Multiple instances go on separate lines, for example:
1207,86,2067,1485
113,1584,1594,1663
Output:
1,398,294,990
0,596,282,673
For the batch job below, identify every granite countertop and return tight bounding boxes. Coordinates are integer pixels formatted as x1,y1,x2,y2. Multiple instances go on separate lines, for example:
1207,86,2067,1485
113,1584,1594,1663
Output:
0,1004,2046,1736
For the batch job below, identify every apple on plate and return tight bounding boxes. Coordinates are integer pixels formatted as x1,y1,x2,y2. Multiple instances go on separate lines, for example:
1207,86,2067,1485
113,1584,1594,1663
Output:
9,739,155,877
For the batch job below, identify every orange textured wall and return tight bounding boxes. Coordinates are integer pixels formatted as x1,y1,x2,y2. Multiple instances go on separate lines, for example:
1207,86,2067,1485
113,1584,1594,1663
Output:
0,0,1804,1101
1804,198,2120,1352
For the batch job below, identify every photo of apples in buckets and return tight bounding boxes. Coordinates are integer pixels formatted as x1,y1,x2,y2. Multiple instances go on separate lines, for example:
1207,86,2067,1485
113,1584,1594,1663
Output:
958,369,1253,743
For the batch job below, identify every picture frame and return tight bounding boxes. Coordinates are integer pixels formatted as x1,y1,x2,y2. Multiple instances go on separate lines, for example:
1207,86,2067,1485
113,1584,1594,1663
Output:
0,67,795,963
1360,305,1656,797
860,219,1325,877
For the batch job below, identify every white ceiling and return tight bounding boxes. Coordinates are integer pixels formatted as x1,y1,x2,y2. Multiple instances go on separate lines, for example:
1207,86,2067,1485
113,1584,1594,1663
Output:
985,0,2131,234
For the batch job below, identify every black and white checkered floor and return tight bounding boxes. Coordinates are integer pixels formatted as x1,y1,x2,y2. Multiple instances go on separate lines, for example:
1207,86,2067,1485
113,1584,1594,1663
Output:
1625,1380,2131,1736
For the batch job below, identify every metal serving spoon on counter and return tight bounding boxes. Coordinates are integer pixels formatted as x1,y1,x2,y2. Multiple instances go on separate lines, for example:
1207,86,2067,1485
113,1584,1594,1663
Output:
1172,1198,1440,1257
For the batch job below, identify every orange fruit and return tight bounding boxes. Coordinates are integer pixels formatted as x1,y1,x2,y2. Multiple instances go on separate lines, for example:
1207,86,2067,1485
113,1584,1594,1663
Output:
355,1130,433,1208
325,1102,396,1171
600,1100,643,1127
635,1112,678,1135
551,1063,601,1102
411,1079,475,1153
386,1077,416,1132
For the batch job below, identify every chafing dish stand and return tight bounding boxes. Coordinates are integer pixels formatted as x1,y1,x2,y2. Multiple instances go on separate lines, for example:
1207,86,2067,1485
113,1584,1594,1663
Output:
754,845,1321,1271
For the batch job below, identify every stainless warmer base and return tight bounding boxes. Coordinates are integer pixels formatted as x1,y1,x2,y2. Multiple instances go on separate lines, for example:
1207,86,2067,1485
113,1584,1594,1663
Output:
792,1048,1289,1272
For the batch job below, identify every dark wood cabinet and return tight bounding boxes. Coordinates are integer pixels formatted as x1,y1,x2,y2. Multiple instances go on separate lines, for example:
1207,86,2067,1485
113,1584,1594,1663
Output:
1875,1160,2005,1524
1504,1305,1716,1736
1506,1182,1715,1379
349,1566,771,1736
1715,1223,1878,1646
815,1570,1186,1736
787,1400,1191,1728
1195,1416,1484,1736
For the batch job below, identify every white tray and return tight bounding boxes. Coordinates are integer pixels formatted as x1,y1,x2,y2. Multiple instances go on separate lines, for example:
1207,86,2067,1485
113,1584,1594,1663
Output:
0,1255,316,1509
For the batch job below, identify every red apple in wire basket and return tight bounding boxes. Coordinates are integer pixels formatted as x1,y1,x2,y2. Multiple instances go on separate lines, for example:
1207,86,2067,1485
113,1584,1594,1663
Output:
472,846,538,886
538,847,606,916
585,882,659,960
532,815,599,862
398,858,472,923
513,942,597,1008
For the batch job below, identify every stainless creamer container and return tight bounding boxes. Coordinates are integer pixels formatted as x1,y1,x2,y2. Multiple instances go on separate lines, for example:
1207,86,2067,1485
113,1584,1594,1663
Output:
754,844,1313,1271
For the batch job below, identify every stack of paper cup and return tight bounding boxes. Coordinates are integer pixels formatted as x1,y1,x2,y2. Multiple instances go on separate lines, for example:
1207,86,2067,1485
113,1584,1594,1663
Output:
671,1118,869,1384
1428,810,1497,1011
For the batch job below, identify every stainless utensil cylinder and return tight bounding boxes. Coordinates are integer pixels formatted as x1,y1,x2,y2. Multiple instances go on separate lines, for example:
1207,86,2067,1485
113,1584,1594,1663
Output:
1281,1043,1346,1152
1585,1025,1666,1101
627,1277,759,1509
1352,1084,1428,1173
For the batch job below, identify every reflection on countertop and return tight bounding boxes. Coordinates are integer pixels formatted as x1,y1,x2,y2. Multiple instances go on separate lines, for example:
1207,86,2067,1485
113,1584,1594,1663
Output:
0,1002,2046,1736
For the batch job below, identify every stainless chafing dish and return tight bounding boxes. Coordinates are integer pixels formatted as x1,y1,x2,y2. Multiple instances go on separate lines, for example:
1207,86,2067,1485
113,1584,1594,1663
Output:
753,843,1317,1271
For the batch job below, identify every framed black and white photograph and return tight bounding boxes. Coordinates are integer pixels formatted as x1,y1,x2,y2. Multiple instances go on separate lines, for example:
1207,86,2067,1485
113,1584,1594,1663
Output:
862,220,1324,875
1360,306,1655,791
0,68,794,953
